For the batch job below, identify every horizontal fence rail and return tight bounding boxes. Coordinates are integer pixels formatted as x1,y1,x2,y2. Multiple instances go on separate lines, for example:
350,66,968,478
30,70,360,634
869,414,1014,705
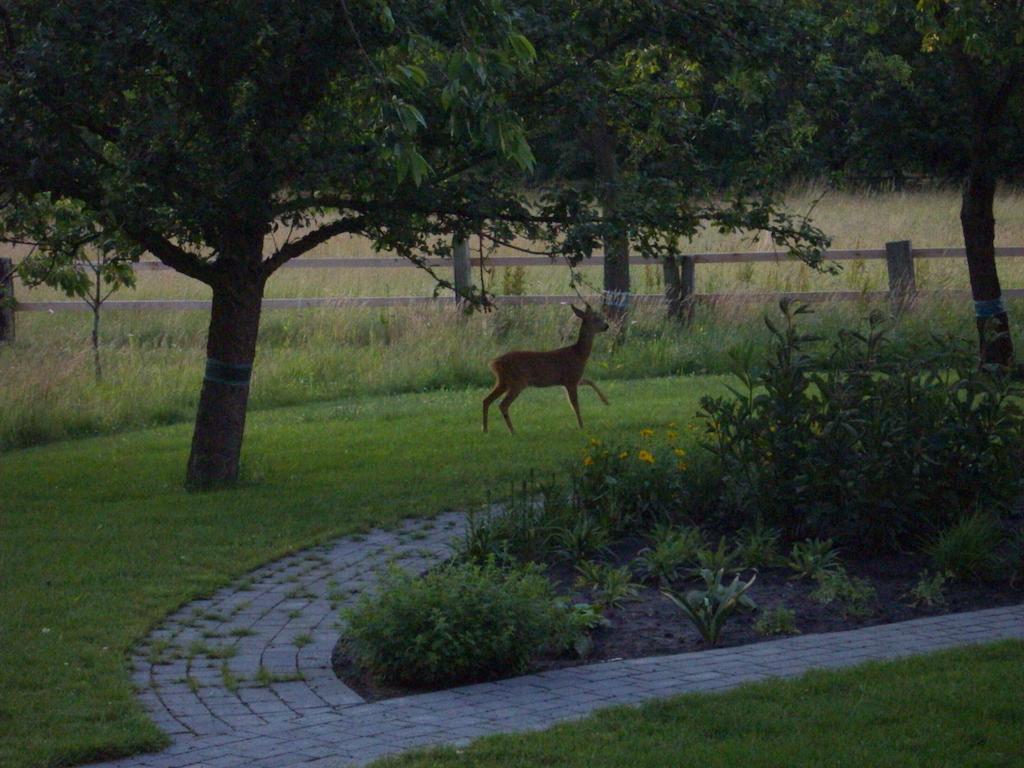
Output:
8,244,1024,319
113,246,1024,272
17,288,1024,314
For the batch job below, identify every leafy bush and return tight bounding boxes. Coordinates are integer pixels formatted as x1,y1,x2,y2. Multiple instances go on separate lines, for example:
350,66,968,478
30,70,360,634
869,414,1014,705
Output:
553,515,613,563
905,570,950,608
633,525,704,586
693,536,742,574
575,561,641,609
927,514,1002,582
572,436,694,533
754,605,799,636
663,569,757,646
735,523,781,568
562,602,610,658
786,538,841,580
699,301,1024,550
810,568,876,618
343,561,570,687
454,477,570,566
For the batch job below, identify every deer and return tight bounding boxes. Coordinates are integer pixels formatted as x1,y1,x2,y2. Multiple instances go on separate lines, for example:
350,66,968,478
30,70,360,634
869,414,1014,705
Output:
483,303,611,434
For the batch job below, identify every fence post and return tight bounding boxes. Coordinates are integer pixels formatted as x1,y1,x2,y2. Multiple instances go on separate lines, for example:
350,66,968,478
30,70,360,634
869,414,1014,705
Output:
885,240,915,312
679,255,696,325
662,255,682,319
0,257,14,343
452,236,473,304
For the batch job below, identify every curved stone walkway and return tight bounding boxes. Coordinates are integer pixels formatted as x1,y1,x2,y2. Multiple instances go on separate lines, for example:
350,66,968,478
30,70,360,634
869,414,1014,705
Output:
100,512,1024,768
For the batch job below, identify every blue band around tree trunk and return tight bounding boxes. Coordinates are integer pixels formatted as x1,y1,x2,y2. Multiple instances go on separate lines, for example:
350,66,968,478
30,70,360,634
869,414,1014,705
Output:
974,298,1006,319
204,358,253,387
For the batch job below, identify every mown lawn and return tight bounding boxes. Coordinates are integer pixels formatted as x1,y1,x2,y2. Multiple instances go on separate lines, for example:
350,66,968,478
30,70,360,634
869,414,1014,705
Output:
0,376,719,768
379,641,1024,768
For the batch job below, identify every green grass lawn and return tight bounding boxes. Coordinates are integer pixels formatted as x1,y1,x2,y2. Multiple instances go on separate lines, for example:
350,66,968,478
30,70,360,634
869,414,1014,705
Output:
378,641,1024,768
0,375,719,768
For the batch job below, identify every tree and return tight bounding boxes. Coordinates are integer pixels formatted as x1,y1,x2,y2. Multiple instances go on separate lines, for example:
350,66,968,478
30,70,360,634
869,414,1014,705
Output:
820,1,1024,365
0,1,828,488
1,194,138,378
507,0,834,319
0,0,541,488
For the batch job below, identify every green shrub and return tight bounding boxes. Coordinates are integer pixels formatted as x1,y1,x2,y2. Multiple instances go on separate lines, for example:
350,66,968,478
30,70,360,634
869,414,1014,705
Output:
905,570,950,608
786,538,841,580
699,301,1024,550
754,605,799,636
810,568,876,618
575,561,641,609
573,437,692,533
562,602,610,658
454,478,569,566
927,514,1002,582
633,525,704,586
735,523,782,568
663,569,757,646
343,561,570,687
553,515,613,563
693,536,742,574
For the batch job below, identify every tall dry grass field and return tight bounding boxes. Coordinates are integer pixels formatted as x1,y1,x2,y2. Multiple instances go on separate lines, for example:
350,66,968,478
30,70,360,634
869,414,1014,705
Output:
2,186,1023,450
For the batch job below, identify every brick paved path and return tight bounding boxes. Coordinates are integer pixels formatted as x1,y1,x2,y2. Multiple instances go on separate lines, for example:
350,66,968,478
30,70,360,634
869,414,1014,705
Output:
99,512,1024,768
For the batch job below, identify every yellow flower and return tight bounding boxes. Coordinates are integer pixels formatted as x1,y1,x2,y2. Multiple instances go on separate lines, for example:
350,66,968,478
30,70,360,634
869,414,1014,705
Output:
619,451,630,460
674,447,687,458
677,461,689,471
668,421,678,428
639,428,654,438
583,455,594,466
666,430,678,441
638,450,655,464
589,438,602,447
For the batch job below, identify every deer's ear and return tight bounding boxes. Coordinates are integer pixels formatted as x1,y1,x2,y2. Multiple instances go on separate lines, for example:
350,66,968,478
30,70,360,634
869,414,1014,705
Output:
571,305,586,318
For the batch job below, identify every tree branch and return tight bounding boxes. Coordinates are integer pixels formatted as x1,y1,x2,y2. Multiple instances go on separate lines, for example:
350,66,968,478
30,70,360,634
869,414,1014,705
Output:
129,228,218,284
262,215,366,276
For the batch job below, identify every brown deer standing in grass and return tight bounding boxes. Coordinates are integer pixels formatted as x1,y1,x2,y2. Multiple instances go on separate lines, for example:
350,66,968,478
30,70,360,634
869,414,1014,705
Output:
483,304,611,433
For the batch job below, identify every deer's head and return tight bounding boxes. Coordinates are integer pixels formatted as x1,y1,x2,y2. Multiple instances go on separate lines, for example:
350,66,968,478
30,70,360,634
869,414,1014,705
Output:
571,303,610,334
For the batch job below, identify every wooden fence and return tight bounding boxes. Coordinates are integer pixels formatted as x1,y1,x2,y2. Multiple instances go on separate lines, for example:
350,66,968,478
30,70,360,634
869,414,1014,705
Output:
4,242,1024,326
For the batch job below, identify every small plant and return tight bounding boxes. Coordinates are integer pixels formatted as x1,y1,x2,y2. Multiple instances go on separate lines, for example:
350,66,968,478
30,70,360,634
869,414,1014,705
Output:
553,515,613,563
905,570,950,609
343,560,570,687
633,526,704,586
293,633,312,649
576,561,641,609
787,539,841,580
560,602,610,658
927,514,1003,582
735,523,781,569
810,568,875,618
754,606,799,636
693,536,742,575
663,569,757,646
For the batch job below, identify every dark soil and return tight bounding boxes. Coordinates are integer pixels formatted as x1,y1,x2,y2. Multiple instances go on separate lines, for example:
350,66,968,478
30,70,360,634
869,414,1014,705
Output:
333,535,1023,702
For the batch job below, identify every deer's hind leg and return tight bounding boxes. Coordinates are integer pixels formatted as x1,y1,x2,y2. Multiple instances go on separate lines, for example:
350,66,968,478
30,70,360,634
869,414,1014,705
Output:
565,384,584,429
581,378,609,405
482,382,507,433
498,384,523,434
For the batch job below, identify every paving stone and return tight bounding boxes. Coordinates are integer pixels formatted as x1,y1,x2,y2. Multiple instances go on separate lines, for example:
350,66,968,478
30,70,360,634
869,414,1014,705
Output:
87,511,1023,768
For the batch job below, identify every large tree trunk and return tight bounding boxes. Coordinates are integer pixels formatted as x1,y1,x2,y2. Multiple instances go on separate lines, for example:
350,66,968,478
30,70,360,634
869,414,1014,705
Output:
591,122,630,321
961,169,1013,367
186,272,266,489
